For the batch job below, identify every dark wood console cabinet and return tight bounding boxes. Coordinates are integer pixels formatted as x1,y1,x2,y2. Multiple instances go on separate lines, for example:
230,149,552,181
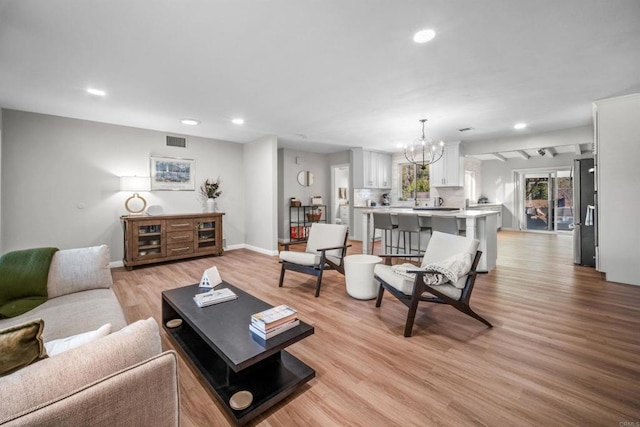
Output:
121,213,224,270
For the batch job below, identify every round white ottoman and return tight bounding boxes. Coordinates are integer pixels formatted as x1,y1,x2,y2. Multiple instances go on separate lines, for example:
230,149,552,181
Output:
344,254,383,300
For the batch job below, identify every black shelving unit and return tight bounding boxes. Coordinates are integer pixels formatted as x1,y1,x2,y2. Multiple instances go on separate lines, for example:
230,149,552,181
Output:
289,205,326,241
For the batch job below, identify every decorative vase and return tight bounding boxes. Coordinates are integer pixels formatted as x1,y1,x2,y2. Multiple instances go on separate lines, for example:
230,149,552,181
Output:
206,198,215,213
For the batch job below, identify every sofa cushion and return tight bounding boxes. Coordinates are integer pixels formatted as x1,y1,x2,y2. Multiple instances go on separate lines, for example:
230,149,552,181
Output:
47,245,113,299
0,289,127,342
0,247,59,318
0,318,162,423
44,323,112,356
0,319,48,376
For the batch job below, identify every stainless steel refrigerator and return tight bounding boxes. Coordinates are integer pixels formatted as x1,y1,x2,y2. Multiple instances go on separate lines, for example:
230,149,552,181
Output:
573,158,596,266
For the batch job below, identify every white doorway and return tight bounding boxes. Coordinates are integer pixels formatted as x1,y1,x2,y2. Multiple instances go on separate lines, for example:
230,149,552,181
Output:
331,164,350,226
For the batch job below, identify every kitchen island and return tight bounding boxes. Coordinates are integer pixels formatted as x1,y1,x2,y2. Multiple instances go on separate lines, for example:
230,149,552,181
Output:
361,208,498,272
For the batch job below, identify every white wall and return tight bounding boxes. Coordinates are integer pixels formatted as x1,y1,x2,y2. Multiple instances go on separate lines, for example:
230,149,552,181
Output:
243,136,278,254
594,93,640,285
278,148,330,241
1,109,245,262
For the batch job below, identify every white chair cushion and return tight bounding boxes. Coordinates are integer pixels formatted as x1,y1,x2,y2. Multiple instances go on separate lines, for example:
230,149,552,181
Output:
280,251,319,266
374,264,463,300
305,223,348,260
279,251,342,267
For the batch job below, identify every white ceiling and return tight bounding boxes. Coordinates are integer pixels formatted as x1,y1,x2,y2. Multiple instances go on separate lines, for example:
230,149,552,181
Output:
1,0,639,155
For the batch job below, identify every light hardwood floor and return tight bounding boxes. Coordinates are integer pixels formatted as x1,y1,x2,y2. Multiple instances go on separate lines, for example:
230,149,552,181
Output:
111,231,640,426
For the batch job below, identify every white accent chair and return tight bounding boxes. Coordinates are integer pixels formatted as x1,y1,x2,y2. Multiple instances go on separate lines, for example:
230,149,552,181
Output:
279,223,350,297
374,231,491,337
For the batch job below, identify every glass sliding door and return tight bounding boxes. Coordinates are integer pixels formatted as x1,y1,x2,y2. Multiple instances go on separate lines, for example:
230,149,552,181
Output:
516,167,573,233
555,170,573,232
524,173,552,231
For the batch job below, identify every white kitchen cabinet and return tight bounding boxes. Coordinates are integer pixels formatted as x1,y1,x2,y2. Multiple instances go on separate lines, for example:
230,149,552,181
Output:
339,205,349,224
430,141,463,187
363,150,377,188
352,148,392,189
377,152,392,188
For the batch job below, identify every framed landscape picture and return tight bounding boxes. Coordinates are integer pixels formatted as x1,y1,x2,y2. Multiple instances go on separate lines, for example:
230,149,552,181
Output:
150,156,195,191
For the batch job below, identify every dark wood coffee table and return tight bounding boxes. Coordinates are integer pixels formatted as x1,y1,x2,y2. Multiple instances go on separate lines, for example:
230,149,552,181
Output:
161,282,314,426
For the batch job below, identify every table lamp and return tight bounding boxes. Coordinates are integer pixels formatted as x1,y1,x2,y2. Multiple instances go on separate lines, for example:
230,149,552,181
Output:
120,176,150,215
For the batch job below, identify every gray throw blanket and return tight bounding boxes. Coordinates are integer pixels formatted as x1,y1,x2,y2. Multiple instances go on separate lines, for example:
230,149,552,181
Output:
392,252,472,288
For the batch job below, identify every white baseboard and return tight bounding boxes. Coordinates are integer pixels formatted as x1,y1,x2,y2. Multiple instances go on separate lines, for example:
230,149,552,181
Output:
244,244,279,257
109,260,124,269
225,244,246,251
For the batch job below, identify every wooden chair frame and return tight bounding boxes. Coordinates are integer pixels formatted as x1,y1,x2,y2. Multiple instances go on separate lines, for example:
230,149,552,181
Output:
375,250,492,337
279,235,351,297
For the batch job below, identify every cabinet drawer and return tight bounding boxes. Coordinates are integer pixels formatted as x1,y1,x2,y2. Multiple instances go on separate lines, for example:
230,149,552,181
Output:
167,242,194,256
166,219,194,231
167,231,194,244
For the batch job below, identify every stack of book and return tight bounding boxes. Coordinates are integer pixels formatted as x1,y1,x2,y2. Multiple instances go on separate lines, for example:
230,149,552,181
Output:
249,305,299,339
193,288,237,308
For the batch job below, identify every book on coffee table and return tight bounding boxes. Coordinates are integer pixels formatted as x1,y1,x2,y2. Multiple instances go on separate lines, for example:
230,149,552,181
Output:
193,288,237,307
251,305,297,329
249,319,300,339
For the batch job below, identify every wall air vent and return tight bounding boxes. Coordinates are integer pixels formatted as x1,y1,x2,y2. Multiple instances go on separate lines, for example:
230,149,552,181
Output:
166,136,187,148
458,127,474,132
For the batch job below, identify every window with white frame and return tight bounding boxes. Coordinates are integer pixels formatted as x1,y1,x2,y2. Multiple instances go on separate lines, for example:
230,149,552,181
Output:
399,163,430,201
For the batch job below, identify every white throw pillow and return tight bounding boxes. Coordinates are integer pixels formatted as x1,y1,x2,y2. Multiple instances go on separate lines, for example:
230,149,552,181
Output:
44,324,112,356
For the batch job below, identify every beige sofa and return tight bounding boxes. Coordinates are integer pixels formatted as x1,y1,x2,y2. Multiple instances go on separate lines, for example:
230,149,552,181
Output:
0,245,179,426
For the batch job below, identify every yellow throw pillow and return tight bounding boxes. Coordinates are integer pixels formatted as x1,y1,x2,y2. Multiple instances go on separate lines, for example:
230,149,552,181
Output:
0,319,48,376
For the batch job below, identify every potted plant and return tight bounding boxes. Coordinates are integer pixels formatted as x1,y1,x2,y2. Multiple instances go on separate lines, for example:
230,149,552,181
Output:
200,178,222,212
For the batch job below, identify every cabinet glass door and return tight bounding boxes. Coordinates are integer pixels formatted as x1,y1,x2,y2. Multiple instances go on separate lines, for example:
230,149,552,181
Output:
196,220,217,252
133,221,165,259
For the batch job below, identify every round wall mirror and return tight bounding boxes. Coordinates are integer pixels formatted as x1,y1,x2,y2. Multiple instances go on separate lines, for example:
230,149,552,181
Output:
297,170,314,187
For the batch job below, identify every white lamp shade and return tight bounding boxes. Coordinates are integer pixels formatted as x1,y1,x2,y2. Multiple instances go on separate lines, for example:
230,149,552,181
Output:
120,176,150,192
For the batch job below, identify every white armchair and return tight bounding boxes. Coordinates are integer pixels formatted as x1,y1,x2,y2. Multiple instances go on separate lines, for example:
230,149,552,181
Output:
279,223,350,297
374,231,491,337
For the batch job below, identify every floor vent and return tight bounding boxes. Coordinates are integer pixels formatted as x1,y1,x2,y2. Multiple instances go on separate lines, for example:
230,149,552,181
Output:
166,136,187,148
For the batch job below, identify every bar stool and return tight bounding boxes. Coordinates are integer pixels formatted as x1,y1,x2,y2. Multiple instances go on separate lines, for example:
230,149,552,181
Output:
396,214,431,255
431,216,460,235
371,212,398,255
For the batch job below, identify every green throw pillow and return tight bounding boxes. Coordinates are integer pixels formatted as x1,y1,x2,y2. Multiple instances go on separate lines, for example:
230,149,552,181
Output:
0,319,48,376
0,247,58,318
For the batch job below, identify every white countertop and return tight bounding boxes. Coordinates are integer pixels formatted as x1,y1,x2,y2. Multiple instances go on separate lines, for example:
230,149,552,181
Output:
360,207,498,218
467,203,503,208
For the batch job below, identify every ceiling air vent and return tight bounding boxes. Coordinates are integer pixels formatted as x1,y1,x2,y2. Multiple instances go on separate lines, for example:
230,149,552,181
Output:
458,127,474,132
166,135,187,148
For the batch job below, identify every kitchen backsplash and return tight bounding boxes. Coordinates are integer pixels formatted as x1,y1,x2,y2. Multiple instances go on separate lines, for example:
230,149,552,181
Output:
353,188,387,206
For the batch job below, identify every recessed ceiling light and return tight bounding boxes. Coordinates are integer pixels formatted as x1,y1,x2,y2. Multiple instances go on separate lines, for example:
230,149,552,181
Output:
232,118,245,125
181,119,200,126
514,123,527,130
87,88,106,96
413,29,436,43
